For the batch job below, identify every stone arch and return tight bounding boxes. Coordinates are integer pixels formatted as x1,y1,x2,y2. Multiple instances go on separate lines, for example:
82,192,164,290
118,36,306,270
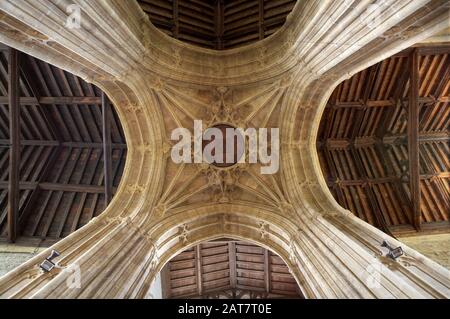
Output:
143,204,312,298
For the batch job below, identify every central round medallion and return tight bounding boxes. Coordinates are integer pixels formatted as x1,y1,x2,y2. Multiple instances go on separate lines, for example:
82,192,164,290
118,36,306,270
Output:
203,124,245,168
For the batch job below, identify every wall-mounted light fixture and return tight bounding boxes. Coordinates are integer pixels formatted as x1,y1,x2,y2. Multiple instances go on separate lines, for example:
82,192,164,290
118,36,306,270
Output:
381,240,404,260
39,250,60,273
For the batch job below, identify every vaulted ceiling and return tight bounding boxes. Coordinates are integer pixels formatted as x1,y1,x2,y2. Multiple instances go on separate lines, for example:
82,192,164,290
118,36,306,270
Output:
138,0,297,49
317,45,450,237
1,42,448,242
0,0,449,299
0,44,127,240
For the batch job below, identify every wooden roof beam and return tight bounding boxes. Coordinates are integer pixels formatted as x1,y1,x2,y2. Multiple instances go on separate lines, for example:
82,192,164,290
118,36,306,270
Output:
195,244,203,296
264,248,271,294
228,242,237,289
0,96,103,105
319,131,450,149
7,47,20,243
172,0,179,39
408,49,421,230
214,0,225,50
258,0,265,40
102,93,113,207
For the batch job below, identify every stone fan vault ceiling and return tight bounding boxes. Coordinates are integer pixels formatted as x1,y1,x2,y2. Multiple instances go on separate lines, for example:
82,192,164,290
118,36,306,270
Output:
0,0,449,299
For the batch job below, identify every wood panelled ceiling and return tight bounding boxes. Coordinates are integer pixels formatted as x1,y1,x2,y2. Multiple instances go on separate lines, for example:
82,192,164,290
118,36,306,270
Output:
317,45,450,237
162,240,302,299
0,44,127,241
137,0,297,49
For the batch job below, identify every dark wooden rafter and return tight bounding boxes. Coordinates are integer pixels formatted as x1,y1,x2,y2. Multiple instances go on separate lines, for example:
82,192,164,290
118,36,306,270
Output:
18,57,62,142
195,244,203,296
0,140,126,149
351,64,379,139
228,241,237,289
408,49,421,230
17,146,63,233
172,0,179,39
375,57,410,138
214,0,224,50
258,0,265,40
0,96,103,105
375,57,412,222
102,92,113,207
376,145,413,224
326,173,450,186
263,248,271,293
7,47,20,242
319,132,450,149
327,96,450,109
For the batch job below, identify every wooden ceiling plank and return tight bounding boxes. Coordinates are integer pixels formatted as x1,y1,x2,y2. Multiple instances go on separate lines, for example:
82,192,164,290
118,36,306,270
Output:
20,56,62,142
41,148,83,237
28,58,71,141
26,148,69,236
71,77,102,143
69,147,102,233
21,145,44,182
44,64,82,142
55,148,93,238
375,144,413,225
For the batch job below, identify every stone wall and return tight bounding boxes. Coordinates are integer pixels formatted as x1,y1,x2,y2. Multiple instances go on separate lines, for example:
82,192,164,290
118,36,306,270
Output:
0,240,49,277
399,234,450,270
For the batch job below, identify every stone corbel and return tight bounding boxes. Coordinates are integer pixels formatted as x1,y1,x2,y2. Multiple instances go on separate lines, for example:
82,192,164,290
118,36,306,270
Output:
125,102,143,114
258,221,270,240
126,183,146,194
178,224,189,244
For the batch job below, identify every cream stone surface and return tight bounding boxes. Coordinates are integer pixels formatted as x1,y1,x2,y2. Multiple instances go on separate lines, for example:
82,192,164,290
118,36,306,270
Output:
0,0,449,298
399,234,450,270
